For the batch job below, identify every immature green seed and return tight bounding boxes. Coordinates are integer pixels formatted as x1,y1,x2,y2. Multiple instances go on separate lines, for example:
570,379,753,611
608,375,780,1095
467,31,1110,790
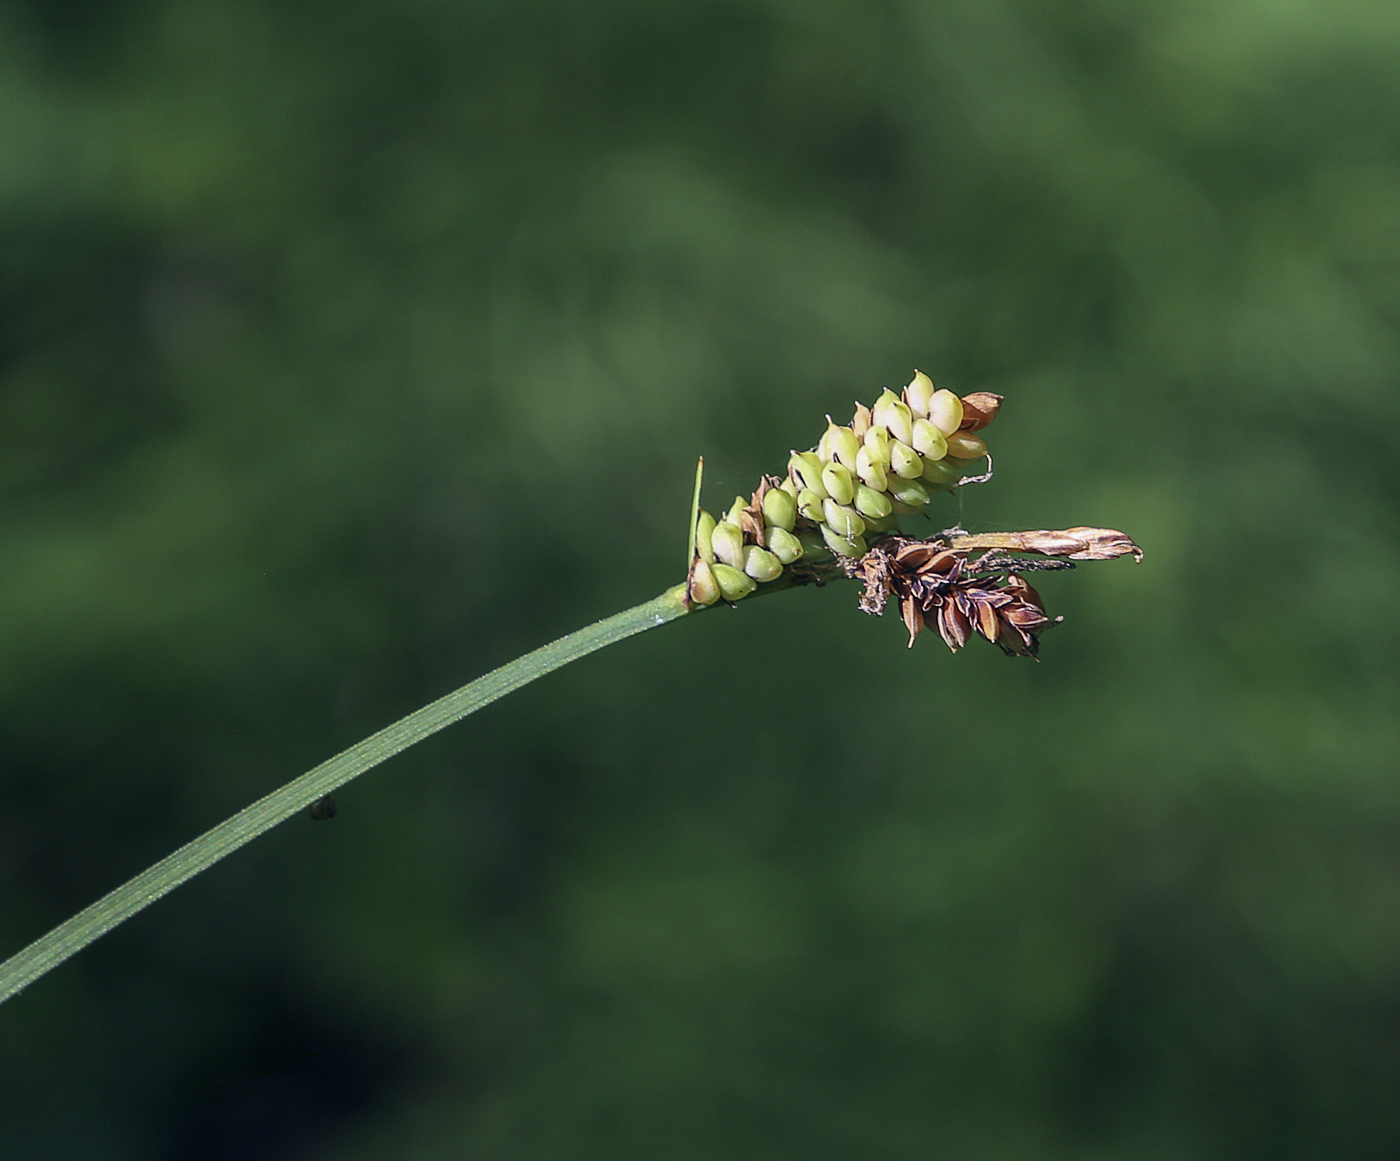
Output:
711,520,746,569
726,495,748,526
887,475,930,507
822,498,866,539
797,488,825,523
712,562,757,600
743,545,783,582
789,451,828,497
921,458,964,488
863,424,891,465
853,484,893,519
905,369,936,417
927,389,964,436
821,461,856,506
871,389,914,445
761,487,797,532
945,431,988,459
889,440,924,479
689,559,721,605
821,524,867,557
911,418,948,461
695,508,717,562
823,422,860,470
855,445,888,491
767,526,803,564
779,476,799,497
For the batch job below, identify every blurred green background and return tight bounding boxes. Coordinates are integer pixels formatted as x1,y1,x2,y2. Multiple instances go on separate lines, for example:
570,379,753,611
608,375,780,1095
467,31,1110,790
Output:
2,0,1399,1157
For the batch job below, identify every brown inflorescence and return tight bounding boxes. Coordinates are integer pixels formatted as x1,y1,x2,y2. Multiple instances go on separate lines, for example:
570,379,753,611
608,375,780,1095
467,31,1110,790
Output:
846,539,1062,656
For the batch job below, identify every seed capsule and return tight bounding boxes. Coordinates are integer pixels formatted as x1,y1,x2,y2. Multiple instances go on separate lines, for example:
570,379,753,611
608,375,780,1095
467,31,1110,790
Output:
789,451,827,497
797,488,825,522
822,421,860,470
821,524,867,557
905,369,936,417
712,562,757,601
911,418,948,461
889,440,924,479
767,526,804,564
821,461,855,505
822,499,866,538
743,545,783,582
689,559,722,605
711,520,746,569
871,389,913,445
855,446,888,490
761,487,797,533
853,484,893,519
945,431,988,459
927,389,964,436
695,509,717,562
921,458,963,488
887,475,930,507
851,402,872,439
726,495,748,526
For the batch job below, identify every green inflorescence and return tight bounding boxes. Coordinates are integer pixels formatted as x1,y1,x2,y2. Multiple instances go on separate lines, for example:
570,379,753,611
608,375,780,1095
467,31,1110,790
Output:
687,371,1002,606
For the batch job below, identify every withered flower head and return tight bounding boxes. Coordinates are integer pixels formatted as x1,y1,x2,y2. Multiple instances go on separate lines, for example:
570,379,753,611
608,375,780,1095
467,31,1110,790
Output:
846,538,1063,656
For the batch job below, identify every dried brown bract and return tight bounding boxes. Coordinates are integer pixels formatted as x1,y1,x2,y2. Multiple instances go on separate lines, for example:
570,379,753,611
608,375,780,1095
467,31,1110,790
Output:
957,392,1003,432
950,527,1143,562
845,537,1062,656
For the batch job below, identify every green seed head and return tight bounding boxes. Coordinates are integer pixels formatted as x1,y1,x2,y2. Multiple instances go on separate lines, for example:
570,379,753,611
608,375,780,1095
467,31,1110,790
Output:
889,440,924,479
797,488,826,523
921,458,964,489
695,508,717,562
863,424,892,464
789,451,828,497
689,559,721,605
911,418,948,461
822,421,860,470
945,431,988,459
712,562,757,601
927,389,964,436
743,545,783,582
822,498,866,539
905,369,936,417
853,484,893,519
711,520,746,569
887,475,931,507
855,445,888,491
821,524,867,557
821,461,856,506
766,526,804,564
872,389,913,445
761,486,797,533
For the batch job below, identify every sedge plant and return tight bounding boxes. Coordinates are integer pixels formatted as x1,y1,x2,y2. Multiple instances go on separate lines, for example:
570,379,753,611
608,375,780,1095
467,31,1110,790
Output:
0,370,1140,1004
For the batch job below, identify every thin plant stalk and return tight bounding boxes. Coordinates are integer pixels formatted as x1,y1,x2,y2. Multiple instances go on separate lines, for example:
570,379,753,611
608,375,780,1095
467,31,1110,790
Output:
0,584,690,1005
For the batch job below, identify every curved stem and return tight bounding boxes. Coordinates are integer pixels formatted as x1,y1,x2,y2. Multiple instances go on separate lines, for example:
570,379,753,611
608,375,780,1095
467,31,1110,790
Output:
0,584,692,1005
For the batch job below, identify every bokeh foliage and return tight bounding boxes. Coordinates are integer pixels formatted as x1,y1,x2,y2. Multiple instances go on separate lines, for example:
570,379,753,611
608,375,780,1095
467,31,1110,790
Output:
2,0,1399,1157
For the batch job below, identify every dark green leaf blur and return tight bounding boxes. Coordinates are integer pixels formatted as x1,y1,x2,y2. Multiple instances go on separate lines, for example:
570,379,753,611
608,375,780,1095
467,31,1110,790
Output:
2,0,1398,1157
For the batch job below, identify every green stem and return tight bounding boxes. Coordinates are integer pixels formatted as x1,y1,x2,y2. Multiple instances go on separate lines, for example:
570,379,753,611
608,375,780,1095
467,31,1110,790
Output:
0,584,692,1005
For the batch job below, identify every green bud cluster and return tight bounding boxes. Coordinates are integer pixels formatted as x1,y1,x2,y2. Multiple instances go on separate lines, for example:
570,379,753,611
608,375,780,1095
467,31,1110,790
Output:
687,370,1000,607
